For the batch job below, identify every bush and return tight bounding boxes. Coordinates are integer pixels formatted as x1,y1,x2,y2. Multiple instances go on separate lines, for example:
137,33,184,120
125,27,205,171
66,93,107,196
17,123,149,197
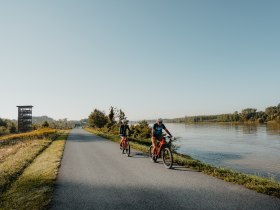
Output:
0,126,9,136
130,120,151,140
0,118,17,136
42,121,49,127
88,109,108,128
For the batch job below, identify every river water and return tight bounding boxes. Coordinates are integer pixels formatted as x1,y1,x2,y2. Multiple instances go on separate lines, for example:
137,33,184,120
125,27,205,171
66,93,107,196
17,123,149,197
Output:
163,123,280,182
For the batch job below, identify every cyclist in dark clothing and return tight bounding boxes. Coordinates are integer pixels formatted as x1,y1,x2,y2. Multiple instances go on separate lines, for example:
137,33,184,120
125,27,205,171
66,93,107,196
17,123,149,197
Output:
120,120,131,147
151,118,172,154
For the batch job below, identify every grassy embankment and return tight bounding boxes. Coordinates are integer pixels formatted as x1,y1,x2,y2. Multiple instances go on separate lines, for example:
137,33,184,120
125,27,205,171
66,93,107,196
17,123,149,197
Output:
85,127,280,199
0,129,69,209
0,128,58,144
0,128,58,194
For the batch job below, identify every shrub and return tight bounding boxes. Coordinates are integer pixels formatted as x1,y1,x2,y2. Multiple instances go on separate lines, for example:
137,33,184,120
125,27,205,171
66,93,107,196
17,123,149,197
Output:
131,120,151,140
88,109,108,128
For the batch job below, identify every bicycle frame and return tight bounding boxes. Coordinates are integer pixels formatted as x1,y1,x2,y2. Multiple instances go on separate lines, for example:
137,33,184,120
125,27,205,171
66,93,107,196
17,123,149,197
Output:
121,136,129,149
120,136,131,157
154,137,171,157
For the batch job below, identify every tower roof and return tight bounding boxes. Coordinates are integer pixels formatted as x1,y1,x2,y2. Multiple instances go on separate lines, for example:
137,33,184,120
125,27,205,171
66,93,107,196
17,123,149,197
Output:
17,105,33,108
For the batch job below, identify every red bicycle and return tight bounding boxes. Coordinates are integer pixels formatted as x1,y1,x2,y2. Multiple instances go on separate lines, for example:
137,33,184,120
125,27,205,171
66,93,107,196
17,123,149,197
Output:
120,136,130,157
149,135,174,169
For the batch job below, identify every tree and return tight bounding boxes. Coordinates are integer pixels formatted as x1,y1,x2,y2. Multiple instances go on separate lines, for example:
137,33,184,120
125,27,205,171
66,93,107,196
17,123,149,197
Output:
130,120,152,139
0,118,16,136
108,106,116,124
118,109,126,123
265,106,277,121
233,111,240,122
0,126,9,136
88,109,108,128
9,122,17,133
0,118,7,127
42,121,49,127
241,108,257,121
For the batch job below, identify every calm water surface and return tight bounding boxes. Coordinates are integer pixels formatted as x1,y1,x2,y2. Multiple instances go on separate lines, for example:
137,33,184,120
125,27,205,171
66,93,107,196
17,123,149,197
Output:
164,123,280,181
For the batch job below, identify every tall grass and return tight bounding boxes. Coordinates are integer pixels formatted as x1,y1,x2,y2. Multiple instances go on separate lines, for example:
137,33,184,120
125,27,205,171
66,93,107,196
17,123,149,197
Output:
0,132,69,210
0,129,59,195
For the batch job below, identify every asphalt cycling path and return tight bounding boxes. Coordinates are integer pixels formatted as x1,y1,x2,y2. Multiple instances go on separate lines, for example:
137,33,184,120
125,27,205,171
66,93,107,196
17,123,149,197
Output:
51,128,280,210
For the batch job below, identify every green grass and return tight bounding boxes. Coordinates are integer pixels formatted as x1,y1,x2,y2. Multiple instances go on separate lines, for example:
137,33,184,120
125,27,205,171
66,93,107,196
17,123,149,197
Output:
0,138,53,195
85,127,280,199
0,131,69,210
0,130,59,195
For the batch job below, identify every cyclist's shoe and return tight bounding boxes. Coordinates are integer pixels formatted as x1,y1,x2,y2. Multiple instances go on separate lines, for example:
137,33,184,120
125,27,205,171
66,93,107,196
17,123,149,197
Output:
151,154,156,161
152,157,157,162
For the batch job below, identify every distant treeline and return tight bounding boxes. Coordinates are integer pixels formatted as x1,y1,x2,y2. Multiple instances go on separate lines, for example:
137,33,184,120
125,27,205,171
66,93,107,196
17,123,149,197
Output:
166,103,280,124
0,116,79,136
32,116,79,130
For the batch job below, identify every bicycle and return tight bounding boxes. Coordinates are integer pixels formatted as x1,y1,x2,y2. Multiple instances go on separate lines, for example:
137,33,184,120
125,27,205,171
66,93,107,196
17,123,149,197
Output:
149,135,174,169
120,135,130,157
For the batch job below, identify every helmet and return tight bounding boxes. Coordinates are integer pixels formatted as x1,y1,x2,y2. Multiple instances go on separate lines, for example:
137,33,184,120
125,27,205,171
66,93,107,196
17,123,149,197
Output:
157,118,163,123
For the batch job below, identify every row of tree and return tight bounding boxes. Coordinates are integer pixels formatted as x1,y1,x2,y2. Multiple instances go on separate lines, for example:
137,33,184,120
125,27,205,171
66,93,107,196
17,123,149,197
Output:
88,107,151,140
167,103,280,124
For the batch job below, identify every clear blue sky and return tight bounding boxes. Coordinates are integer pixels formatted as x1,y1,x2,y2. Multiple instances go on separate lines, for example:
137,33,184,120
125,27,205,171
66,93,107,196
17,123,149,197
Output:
1,0,279,121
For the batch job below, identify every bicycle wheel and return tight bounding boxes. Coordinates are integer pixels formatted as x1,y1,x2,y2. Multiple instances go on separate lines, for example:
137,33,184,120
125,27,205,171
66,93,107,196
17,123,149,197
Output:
163,147,173,169
126,143,130,157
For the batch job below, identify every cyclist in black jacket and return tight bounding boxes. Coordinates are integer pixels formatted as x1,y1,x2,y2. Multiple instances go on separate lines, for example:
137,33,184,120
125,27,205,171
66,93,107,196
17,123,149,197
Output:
120,120,131,147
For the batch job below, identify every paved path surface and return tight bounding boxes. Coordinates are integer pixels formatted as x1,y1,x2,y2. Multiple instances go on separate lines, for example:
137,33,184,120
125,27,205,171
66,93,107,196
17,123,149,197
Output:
51,128,280,210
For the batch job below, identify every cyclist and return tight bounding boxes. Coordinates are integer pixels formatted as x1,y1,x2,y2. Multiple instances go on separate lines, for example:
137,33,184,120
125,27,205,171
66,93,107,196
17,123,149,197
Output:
151,118,172,155
120,119,131,148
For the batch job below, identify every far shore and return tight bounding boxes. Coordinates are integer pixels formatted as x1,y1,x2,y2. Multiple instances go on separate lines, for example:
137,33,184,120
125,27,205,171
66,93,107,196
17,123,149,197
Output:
163,120,280,126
